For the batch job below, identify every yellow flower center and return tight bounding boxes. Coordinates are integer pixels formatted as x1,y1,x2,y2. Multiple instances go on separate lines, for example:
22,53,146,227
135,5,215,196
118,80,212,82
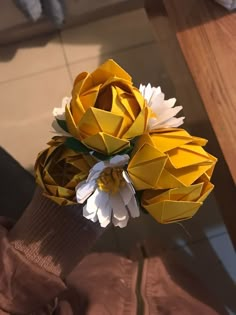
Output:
97,167,125,194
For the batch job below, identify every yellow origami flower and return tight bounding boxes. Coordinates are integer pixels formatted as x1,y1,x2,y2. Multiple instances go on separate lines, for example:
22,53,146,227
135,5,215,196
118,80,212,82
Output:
35,137,96,205
127,128,217,190
65,59,150,155
142,174,214,224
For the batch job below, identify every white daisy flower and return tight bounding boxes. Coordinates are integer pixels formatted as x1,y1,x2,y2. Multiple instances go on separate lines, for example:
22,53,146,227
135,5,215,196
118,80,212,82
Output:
51,96,71,136
76,154,140,228
139,83,185,130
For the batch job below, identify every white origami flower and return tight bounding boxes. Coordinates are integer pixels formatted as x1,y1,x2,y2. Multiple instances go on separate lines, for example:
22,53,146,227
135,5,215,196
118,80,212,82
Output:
76,155,140,228
51,96,71,136
139,83,185,130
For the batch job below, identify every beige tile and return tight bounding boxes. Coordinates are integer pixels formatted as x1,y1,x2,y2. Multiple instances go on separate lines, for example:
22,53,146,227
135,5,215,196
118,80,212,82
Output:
0,67,71,169
61,9,155,64
0,34,65,83
69,42,173,92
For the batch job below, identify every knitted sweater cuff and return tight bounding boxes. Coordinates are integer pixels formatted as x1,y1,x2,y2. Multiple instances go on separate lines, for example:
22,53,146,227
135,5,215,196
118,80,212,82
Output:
8,187,104,278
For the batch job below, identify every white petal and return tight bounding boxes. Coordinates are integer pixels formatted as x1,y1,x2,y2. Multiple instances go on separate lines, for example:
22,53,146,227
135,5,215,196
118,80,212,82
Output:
139,84,145,96
96,191,110,215
144,83,154,102
149,91,165,109
110,193,128,221
112,216,129,228
87,161,107,182
90,161,106,173
83,204,98,222
109,154,129,166
76,180,96,204
127,195,140,218
161,116,185,128
119,185,133,205
87,170,102,182
97,196,112,228
155,106,183,124
164,98,176,108
86,188,100,213
99,216,111,228
141,84,185,130
148,106,184,130
53,96,71,120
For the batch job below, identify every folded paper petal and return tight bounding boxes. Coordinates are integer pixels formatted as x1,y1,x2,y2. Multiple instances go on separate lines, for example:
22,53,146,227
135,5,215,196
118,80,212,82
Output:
128,143,167,190
142,179,214,224
35,136,96,205
128,128,217,190
65,59,150,155
82,132,130,155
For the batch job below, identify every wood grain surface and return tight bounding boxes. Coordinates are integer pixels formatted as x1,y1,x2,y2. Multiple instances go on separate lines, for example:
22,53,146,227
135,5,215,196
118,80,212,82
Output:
145,0,236,247
163,0,236,183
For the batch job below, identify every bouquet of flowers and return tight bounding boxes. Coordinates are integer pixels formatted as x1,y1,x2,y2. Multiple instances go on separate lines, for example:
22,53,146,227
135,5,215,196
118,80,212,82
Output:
35,59,217,228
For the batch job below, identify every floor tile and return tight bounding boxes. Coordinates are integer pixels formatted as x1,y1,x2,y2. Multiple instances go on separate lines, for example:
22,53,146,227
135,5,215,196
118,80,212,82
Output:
0,33,65,83
0,67,71,170
61,9,155,64
69,41,172,92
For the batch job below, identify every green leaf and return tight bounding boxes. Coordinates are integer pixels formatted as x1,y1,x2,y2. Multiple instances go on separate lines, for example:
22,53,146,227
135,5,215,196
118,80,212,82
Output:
56,119,69,132
65,137,90,153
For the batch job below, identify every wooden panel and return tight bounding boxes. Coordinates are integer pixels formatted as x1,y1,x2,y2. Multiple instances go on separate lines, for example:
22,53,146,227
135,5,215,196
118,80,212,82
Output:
163,0,236,183
144,0,236,248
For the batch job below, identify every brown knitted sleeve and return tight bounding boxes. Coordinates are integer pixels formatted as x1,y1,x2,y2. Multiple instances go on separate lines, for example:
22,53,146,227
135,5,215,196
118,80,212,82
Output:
8,187,105,278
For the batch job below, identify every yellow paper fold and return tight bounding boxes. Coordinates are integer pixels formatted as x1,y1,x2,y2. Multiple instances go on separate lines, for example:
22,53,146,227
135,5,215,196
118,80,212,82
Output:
65,59,150,155
35,136,96,205
128,128,217,190
142,178,214,224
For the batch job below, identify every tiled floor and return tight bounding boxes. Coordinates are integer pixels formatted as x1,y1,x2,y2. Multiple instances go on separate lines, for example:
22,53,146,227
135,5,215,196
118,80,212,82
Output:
0,8,235,314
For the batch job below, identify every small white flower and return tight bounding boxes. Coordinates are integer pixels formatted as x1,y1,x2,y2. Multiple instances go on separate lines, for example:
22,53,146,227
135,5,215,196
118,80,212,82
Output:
53,96,71,120
76,155,140,228
51,96,71,136
139,83,185,130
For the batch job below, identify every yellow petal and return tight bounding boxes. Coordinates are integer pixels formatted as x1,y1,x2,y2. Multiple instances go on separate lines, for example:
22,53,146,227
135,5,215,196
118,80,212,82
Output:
195,175,215,202
155,168,185,189
91,59,132,84
78,107,123,138
167,145,211,169
65,104,80,139
73,72,94,94
165,163,214,187
45,184,59,196
191,136,208,146
79,85,100,110
128,143,167,190
143,199,201,224
82,132,130,155
123,107,149,139
150,129,193,153
142,188,202,224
